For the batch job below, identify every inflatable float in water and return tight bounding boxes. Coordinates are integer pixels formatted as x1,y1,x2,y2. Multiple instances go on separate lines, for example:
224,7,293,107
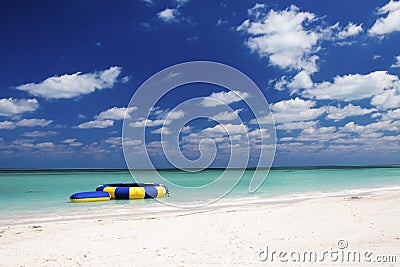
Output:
70,191,111,203
96,183,169,199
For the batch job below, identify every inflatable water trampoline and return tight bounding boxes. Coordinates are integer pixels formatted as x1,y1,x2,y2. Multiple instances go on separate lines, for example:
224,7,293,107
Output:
70,182,169,203
96,183,169,199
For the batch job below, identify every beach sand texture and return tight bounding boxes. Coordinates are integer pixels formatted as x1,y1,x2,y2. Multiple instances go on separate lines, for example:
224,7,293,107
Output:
0,190,399,266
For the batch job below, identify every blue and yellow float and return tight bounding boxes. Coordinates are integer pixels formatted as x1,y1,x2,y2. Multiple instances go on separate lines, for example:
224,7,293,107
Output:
70,183,169,202
96,183,169,199
70,191,111,203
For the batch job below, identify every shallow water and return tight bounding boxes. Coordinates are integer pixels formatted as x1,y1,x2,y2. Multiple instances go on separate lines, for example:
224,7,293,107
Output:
0,166,399,218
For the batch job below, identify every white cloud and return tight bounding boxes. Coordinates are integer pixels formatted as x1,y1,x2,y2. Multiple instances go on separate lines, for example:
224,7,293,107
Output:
181,125,193,133
22,131,58,137
129,118,165,128
0,121,16,130
201,90,249,107
302,71,399,101
16,66,122,99
33,142,55,149
392,55,400,68
62,139,77,144
277,120,318,131
373,54,381,60
11,139,55,149
247,3,266,19
383,108,400,120
270,97,325,123
297,126,339,142
78,106,137,129
287,70,314,93
158,8,179,23
62,138,83,147
0,98,39,117
371,88,400,110
96,107,137,120
216,18,228,26
237,5,320,72
369,0,400,36
129,109,184,128
247,128,269,138
142,0,153,5
340,120,400,134
104,137,142,147
77,119,114,129
325,104,376,121
210,109,243,121
151,127,171,134
16,119,52,127
121,76,131,83
338,22,363,39
166,110,184,120
203,123,249,135
0,119,53,130
176,0,190,6
123,138,142,146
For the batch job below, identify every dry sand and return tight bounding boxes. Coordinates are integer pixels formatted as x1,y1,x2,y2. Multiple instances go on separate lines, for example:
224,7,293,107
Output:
0,190,399,266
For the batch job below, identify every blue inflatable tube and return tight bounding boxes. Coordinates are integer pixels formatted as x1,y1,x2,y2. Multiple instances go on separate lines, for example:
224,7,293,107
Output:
96,183,169,199
70,191,111,203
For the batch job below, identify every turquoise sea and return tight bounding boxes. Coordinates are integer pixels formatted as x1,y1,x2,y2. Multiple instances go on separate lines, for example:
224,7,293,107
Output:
1,166,400,223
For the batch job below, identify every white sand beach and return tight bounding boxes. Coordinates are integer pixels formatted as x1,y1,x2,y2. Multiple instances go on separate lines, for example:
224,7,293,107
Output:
0,190,399,266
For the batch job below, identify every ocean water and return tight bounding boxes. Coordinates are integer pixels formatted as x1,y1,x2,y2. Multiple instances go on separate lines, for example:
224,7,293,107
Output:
0,166,400,221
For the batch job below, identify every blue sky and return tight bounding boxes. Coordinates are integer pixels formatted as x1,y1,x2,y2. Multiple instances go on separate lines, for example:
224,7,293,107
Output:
1,0,400,168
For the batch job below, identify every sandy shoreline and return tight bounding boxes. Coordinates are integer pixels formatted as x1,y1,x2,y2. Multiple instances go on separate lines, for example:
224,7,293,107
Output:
1,190,399,266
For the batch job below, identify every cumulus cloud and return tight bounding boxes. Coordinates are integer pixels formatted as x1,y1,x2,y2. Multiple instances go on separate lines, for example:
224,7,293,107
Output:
371,88,400,110
325,104,376,121
96,107,137,120
277,121,318,131
104,137,142,147
201,90,249,107
297,126,340,142
275,71,314,93
22,131,58,137
77,106,137,129
340,120,400,134
77,120,114,129
338,22,363,39
369,0,400,36
210,109,243,121
237,5,322,73
129,109,184,128
392,55,400,68
269,97,325,123
0,119,52,130
247,3,266,19
0,98,39,117
16,119,52,127
151,127,171,134
302,71,399,101
157,8,179,22
16,66,122,99
203,123,249,135
0,121,17,130
383,108,400,120
62,138,83,147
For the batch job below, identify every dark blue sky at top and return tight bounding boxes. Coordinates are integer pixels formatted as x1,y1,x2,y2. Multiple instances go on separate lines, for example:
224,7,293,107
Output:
0,0,399,168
